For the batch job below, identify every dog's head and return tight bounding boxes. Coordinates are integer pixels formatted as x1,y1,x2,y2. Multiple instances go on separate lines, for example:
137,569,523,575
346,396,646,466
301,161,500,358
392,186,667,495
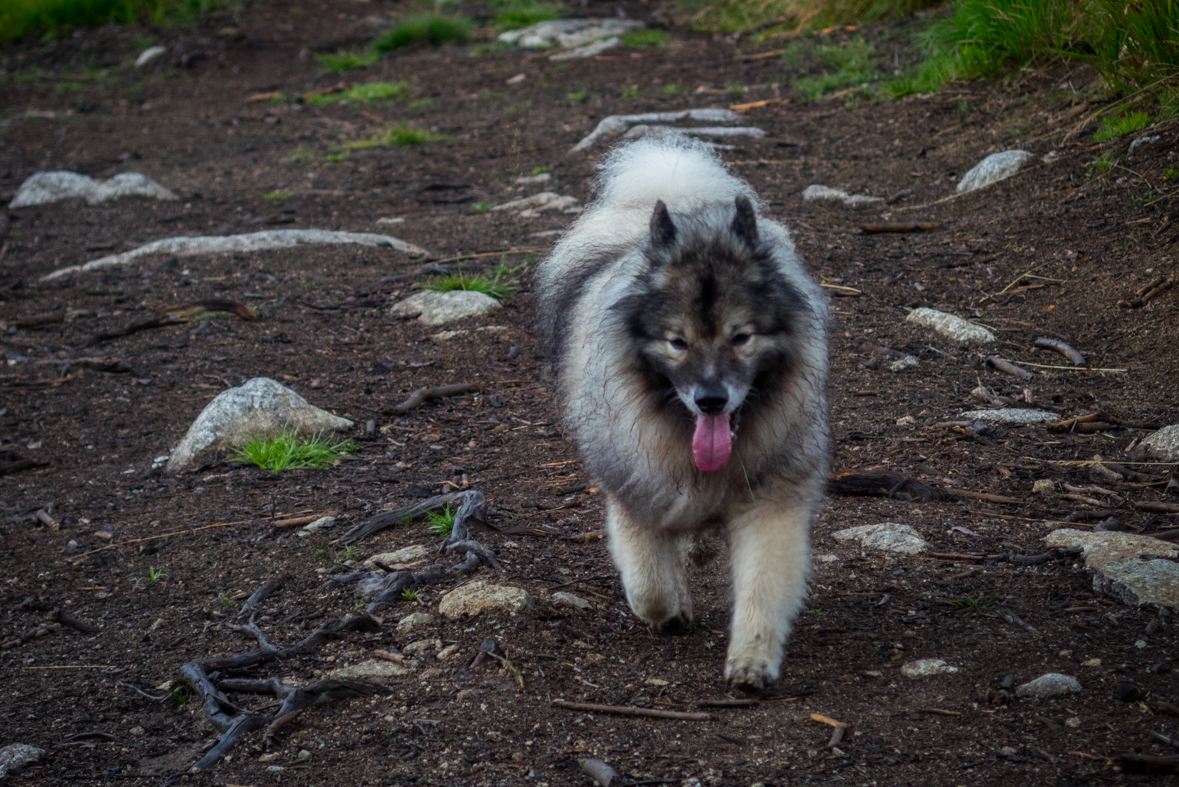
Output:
615,197,807,471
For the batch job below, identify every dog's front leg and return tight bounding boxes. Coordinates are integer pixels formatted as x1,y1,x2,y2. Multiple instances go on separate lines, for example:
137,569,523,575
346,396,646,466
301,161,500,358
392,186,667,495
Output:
605,495,692,632
724,500,812,690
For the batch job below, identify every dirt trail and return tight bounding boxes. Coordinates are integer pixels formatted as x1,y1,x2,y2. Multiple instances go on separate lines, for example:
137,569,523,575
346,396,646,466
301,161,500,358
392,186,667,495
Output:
1,3,1177,785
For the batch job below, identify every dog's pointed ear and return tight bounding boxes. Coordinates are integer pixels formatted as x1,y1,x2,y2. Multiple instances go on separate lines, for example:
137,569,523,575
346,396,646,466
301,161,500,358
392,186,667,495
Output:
649,199,677,249
731,196,758,248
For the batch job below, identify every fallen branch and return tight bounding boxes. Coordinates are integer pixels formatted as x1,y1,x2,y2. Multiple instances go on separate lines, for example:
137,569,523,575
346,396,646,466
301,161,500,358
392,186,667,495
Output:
811,713,850,747
238,580,282,618
390,383,480,415
986,355,1034,380
827,471,942,502
859,222,942,234
1135,501,1179,514
552,699,711,721
1119,752,1179,774
0,456,50,476
1120,277,1172,308
1034,337,1085,365
695,698,758,708
270,515,322,529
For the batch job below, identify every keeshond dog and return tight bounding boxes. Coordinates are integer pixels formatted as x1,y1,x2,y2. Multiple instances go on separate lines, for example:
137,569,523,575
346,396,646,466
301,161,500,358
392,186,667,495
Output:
536,134,830,689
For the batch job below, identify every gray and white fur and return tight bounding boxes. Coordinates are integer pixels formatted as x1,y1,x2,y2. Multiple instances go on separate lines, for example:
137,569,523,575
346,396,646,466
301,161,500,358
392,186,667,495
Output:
536,135,831,689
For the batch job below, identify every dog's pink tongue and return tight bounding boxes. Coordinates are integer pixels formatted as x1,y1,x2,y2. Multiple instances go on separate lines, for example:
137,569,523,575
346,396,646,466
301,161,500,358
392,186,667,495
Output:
692,413,732,472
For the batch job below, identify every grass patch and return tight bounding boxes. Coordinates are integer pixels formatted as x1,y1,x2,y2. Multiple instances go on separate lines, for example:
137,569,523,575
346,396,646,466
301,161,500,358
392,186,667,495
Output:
374,13,472,53
424,263,521,300
263,190,289,201
1088,151,1116,174
288,147,313,162
315,49,379,73
1,0,234,42
232,430,356,472
796,36,883,101
1093,110,1151,141
346,123,444,149
401,587,419,602
680,0,937,34
471,201,494,212
947,595,997,611
491,0,564,31
305,80,408,105
620,85,641,98
566,88,587,101
622,28,671,48
408,97,435,110
427,503,456,537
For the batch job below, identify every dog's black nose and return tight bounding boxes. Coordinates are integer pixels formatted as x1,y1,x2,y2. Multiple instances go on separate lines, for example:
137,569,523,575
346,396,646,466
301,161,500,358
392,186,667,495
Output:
694,387,728,416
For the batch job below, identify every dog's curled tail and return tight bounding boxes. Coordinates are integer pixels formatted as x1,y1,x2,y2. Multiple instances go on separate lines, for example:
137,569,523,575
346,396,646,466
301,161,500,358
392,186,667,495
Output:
593,133,763,215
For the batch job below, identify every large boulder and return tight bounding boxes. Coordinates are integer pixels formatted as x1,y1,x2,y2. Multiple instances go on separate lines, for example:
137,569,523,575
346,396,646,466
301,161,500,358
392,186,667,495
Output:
166,377,352,473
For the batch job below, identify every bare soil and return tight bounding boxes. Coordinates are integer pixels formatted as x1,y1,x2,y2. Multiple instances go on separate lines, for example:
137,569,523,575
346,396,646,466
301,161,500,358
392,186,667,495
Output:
2,3,1178,785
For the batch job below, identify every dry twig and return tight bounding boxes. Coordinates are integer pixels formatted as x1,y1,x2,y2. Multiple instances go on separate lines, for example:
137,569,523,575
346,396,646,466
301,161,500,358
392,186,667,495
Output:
390,383,480,415
811,713,850,747
1034,337,1085,365
552,700,711,721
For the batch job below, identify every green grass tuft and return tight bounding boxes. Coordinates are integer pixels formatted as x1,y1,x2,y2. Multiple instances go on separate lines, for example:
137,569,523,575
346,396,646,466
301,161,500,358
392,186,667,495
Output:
795,36,882,101
622,28,671,48
491,0,564,31
947,595,996,611
401,587,419,602
346,123,444,149
374,13,472,53
427,503,456,538
232,430,356,472
305,81,408,105
263,190,290,201
315,49,379,73
1093,110,1151,141
424,263,520,300
0,0,233,42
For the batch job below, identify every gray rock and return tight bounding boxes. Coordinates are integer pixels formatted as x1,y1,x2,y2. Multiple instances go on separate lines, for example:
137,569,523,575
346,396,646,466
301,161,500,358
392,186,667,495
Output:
498,19,644,49
11,171,177,208
1045,529,1179,610
403,638,443,657
365,544,432,569
550,36,621,60
397,612,436,635
166,377,353,473
889,355,919,372
515,172,552,185
571,109,742,151
389,290,502,325
552,591,592,610
438,580,534,619
1129,424,1179,461
0,744,46,778
901,659,958,678
959,408,1059,424
43,229,428,280
135,45,167,67
328,659,413,680
957,150,1032,193
906,307,995,344
492,191,579,212
801,185,884,208
296,516,336,538
625,124,766,140
1015,673,1081,698
1128,134,1161,158
831,522,929,555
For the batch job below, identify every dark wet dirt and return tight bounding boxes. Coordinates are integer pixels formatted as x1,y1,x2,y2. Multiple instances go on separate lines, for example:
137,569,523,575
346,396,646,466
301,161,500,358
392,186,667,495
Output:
2,2,1178,785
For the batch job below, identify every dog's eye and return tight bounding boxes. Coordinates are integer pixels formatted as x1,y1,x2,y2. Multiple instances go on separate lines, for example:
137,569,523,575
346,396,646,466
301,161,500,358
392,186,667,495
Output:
669,338,688,351
731,333,751,347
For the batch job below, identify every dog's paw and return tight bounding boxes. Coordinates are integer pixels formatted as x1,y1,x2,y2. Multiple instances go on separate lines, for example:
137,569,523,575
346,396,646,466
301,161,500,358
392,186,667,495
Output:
724,660,776,692
659,613,694,636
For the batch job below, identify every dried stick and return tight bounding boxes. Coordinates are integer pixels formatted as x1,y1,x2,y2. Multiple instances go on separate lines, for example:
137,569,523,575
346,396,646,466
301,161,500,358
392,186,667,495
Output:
1034,337,1085,365
695,698,758,707
986,355,1034,380
238,580,282,618
552,700,711,721
811,714,850,747
860,222,942,233
68,521,238,562
1120,277,1172,308
390,383,480,415
1135,501,1179,513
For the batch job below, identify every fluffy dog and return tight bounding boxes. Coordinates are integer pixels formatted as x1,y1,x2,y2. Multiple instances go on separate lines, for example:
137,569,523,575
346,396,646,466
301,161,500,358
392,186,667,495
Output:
536,135,830,689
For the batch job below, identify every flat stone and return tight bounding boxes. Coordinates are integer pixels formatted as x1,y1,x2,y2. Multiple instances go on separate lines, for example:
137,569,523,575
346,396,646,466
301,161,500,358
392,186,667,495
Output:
959,408,1059,424
801,184,883,208
889,355,919,372
492,191,580,212
1015,673,1081,697
43,229,428,280
552,591,592,610
901,659,958,678
906,307,996,344
571,109,742,151
550,36,621,60
831,522,929,555
438,580,534,619
166,377,352,473
1129,424,1179,461
498,19,644,49
366,544,432,569
957,150,1033,193
515,172,552,184
1044,529,1179,610
624,124,766,140
403,638,443,657
11,171,177,208
397,612,436,635
389,290,502,325
296,516,336,538
328,659,413,680
0,744,46,778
